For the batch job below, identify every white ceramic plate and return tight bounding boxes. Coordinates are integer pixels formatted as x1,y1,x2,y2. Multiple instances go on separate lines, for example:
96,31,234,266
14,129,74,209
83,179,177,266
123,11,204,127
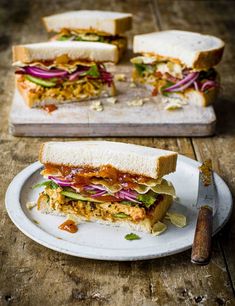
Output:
5,150,232,261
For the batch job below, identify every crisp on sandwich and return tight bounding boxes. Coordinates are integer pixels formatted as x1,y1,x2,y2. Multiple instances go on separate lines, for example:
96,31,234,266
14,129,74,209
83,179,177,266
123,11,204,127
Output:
131,30,225,106
12,41,117,108
36,141,177,233
43,10,132,61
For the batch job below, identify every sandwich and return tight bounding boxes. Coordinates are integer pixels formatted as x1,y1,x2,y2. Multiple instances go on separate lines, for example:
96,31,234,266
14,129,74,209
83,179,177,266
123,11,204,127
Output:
12,41,117,108
43,10,133,61
36,141,177,233
131,30,225,106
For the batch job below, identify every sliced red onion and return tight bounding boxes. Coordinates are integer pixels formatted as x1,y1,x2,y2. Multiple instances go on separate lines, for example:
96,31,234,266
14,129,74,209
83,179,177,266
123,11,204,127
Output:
118,190,137,199
164,72,199,92
25,66,68,79
48,176,73,187
201,80,218,92
91,191,107,198
193,81,199,91
69,68,90,81
89,184,107,191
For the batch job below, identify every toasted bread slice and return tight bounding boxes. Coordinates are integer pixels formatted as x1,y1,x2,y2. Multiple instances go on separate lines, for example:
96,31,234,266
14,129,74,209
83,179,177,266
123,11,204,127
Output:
134,30,225,69
39,141,177,179
43,10,132,35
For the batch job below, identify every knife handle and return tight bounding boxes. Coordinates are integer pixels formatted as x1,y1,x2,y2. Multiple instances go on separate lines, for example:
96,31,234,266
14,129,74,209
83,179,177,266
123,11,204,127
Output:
191,206,213,265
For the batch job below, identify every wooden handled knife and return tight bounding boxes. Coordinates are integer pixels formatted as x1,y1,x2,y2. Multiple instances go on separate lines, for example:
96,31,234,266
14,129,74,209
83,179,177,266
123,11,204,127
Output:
191,159,216,265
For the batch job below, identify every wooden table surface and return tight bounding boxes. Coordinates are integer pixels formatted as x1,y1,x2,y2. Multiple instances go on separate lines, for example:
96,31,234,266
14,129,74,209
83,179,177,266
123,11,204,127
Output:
1,1,235,305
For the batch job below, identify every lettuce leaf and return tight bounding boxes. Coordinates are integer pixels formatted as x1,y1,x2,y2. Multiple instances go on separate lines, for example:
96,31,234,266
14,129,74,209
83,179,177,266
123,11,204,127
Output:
137,191,157,208
81,65,100,77
33,180,59,189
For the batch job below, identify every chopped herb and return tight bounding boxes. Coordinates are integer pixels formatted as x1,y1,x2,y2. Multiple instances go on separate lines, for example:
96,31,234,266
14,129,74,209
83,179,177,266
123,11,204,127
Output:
113,212,129,218
32,180,59,189
81,65,100,78
125,233,141,241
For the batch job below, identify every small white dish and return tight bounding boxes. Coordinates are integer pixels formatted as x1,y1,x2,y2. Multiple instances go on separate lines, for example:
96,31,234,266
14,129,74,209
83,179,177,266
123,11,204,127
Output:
5,150,232,261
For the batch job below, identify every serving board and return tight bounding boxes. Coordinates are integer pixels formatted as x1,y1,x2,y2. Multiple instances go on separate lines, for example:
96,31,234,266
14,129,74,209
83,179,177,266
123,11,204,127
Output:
9,52,216,137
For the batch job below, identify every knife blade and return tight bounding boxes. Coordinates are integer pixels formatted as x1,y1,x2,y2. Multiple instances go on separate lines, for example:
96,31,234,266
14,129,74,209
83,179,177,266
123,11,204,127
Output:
191,159,216,265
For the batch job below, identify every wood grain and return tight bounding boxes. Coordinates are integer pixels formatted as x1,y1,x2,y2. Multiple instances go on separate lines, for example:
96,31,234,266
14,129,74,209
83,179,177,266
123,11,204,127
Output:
0,0,234,305
191,206,213,265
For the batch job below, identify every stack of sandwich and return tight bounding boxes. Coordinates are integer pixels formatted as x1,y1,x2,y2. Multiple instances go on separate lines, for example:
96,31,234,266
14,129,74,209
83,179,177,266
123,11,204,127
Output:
37,141,177,233
12,10,132,108
131,30,225,106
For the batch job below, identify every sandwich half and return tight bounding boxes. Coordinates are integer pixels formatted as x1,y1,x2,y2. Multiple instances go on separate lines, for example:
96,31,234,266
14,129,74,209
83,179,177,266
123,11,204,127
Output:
131,30,225,106
43,10,132,61
12,41,117,108
36,141,177,233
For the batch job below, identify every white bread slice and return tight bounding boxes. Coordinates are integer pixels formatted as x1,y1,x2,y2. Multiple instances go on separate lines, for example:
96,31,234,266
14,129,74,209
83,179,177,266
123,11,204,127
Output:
39,141,177,179
37,193,172,233
43,10,132,35
134,30,225,69
12,41,118,64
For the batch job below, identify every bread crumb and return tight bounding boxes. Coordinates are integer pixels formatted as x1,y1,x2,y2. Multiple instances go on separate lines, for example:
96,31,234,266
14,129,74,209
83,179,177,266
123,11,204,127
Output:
115,74,126,81
163,96,188,111
129,82,137,88
106,97,117,104
127,98,144,106
26,201,37,210
90,101,103,112
164,102,183,111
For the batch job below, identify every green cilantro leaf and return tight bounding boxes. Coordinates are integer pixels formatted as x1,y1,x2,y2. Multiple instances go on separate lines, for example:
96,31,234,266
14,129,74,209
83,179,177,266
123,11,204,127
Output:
125,233,141,241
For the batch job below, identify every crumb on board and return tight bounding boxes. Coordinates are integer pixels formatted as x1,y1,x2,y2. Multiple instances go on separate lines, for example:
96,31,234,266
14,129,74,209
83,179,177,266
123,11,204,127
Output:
115,74,126,81
90,101,103,112
106,97,117,104
129,82,137,88
127,97,150,106
162,96,188,111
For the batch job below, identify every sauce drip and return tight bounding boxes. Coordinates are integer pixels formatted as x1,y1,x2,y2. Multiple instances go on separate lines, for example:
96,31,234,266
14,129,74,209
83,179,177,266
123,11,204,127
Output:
199,159,212,186
42,104,58,113
59,220,78,233
44,163,152,187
